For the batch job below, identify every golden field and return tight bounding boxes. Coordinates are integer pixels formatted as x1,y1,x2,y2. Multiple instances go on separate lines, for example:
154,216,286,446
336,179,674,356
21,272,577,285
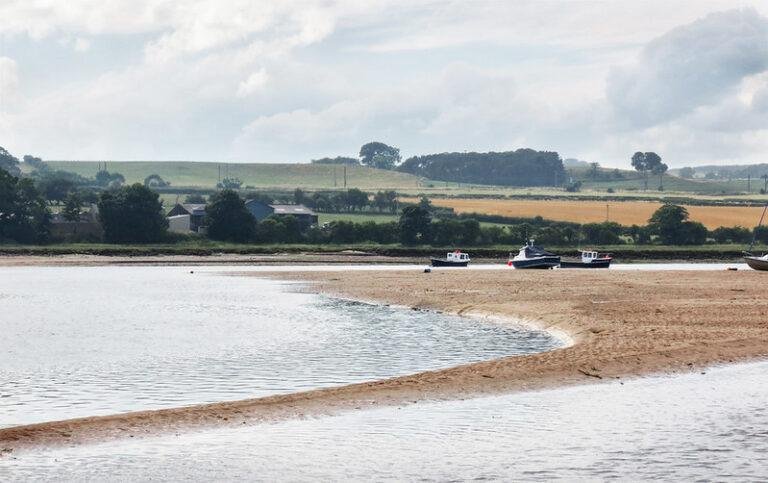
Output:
406,197,764,229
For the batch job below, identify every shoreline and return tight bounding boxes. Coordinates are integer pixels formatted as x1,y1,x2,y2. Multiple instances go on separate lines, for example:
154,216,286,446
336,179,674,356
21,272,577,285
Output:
2,267,768,452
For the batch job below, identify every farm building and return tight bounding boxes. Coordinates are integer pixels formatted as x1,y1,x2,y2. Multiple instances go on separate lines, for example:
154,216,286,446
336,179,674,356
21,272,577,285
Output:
50,204,103,242
244,200,318,229
167,203,206,232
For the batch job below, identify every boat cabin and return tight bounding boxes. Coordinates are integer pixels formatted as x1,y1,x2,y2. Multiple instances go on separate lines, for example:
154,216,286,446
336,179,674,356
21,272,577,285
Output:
579,250,611,263
446,251,470,262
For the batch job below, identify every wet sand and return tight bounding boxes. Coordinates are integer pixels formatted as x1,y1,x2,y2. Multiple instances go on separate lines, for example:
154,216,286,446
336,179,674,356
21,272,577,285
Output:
2,268,768,451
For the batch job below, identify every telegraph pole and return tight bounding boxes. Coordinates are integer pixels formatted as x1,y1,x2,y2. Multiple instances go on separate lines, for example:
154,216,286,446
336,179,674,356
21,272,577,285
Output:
343,166,347,189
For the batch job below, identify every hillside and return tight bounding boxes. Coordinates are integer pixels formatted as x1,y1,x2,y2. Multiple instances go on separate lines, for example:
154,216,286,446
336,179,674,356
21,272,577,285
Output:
46,161,425,190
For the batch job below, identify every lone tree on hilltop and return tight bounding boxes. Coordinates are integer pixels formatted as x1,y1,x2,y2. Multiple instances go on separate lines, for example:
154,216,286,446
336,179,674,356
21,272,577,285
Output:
359,142,401,170
631,151,663,191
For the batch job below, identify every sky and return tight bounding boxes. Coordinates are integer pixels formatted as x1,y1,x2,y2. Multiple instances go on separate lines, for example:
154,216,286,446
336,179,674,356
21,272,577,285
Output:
1,0,767,168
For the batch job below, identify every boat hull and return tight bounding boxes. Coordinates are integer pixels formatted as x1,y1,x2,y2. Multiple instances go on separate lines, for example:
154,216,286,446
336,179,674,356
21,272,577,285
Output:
511,256,560,269
745,256,768,271
430,258,469,267
559,259,612,269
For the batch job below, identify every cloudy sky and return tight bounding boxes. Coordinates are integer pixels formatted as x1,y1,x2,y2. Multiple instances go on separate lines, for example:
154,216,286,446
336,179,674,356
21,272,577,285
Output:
1,0,767,167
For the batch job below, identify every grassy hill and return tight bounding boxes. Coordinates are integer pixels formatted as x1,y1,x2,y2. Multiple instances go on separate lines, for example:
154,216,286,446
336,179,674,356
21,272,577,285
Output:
46,161,425,190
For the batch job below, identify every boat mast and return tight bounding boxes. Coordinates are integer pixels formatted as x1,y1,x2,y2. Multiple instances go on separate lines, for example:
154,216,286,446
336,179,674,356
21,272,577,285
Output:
747,203,768,254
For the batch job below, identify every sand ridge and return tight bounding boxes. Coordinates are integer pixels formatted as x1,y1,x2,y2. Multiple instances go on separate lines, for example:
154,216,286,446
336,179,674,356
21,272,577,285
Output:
2,268,768,451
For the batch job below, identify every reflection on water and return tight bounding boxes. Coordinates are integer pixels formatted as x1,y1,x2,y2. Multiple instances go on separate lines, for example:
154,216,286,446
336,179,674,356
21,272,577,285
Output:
4,361,767,481
0,266,560,427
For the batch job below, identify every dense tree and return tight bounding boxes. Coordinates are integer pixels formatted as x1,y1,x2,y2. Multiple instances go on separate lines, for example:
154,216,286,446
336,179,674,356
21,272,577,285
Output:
23,155,46,170
0,147,21,177
647,204,706,245
711,226,752,244
631,151,663,191
95,170,125,188
218,177,242,190
205,189,255,242
346,188,369,212
359,142,401,170
143,174,169,188
398,149,565,187
62,193,83,222
589,162,600,179
98,183,168,243
0,170,50,243
399,204,432,244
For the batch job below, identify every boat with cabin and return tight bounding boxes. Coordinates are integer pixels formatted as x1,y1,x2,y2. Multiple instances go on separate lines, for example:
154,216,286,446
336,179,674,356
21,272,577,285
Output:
559,250,612,269
509,241,560,269
430,250,471,267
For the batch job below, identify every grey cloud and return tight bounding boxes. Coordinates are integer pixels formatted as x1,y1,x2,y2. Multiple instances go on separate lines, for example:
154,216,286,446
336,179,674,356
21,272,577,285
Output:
606,8,768,128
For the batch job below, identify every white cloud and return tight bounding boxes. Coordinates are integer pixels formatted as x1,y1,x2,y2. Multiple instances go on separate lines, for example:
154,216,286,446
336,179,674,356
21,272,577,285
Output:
236,69,269,97
0,57,20,108
2,1,768,166
606,8,768,128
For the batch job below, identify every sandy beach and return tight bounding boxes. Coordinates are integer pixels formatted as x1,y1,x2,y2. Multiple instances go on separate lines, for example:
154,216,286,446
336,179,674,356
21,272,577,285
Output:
2,266,768,451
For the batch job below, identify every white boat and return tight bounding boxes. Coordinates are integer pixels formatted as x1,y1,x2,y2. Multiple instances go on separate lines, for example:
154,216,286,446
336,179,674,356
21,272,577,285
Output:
559,250,612,269
508,241,560,269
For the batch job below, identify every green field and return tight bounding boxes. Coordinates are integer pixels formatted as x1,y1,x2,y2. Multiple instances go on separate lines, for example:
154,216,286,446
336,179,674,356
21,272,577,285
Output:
46,161,425,190
43,160,768,203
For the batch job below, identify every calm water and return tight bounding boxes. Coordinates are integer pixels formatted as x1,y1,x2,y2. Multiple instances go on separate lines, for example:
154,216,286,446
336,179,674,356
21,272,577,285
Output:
4,361,767,481
0,266,560,427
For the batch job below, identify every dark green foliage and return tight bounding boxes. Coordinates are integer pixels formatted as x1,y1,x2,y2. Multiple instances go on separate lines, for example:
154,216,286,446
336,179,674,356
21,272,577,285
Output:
754,226,768,244
431,218,481,246
311,156,360,166
0,146,21,177
23,155,46,170
205,189,255,242
630,151,663,190
564,181,582,192
346,188,369,212
62,193,83,222
0,170,50,243
359,142,401,170
711,226,752,244
98,184,168,243
647,204,707,245
580,222,624,245
399,205,432,245
95,170,125,188
144,174,169,188
398,149,566,187
218,177,242,189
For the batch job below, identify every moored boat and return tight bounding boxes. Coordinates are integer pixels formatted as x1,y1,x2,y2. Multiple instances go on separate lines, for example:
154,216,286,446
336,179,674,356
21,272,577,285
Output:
509,241,560,269
431,250,470,267
744,253,768,271
559,250,612,269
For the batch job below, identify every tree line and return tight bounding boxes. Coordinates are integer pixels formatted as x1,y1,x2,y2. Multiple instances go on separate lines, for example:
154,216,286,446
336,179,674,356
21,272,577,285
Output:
397,149,566,187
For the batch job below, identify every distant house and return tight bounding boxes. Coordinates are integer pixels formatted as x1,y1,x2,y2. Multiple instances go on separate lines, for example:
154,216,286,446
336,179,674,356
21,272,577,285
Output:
50,203,103,241
167,203,206,232
167,214,192,234
244,200,318,229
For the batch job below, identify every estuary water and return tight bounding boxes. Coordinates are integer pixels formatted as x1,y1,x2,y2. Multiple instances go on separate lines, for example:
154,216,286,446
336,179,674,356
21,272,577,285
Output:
4,361,767,481
0,266,561,427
